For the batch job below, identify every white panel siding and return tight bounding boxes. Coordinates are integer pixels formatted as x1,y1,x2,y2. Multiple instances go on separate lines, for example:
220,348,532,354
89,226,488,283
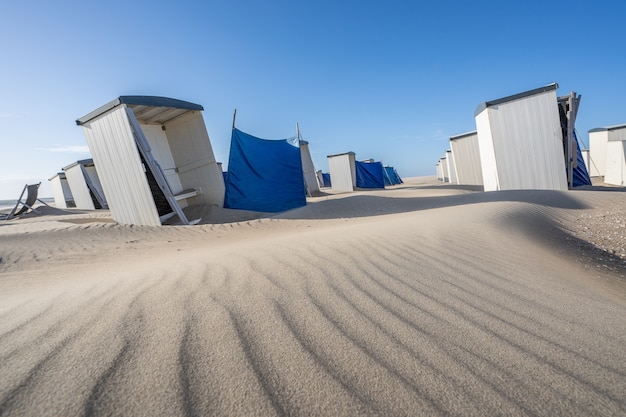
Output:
164,111,225,207
476,111,499,191
476,89,566,191
81,106,161,226
64,163,95,210
328,153,355,192
300,142,320,196
604,139,626,186
450,132,484,186
588,131,608,177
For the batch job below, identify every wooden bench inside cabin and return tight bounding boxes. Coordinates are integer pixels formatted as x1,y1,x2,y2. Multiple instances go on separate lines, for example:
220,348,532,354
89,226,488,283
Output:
174,189,199,201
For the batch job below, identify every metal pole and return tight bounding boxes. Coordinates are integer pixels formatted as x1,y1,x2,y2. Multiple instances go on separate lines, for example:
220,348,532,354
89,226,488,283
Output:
232,108,237,130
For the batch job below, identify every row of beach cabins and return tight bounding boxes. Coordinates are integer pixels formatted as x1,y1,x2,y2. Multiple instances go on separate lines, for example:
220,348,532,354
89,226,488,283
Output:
47,96,403,227
435,83,626,190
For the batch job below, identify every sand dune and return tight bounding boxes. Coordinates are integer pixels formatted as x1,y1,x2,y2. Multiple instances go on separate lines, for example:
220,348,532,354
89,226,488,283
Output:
1,178,625,416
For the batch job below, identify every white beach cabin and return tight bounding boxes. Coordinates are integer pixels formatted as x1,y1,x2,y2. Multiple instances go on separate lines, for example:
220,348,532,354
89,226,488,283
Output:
449,131,484,186
62,159,107,210
474,83,567,191
440,156,449,182
445,150,458,184
48,172,74,209
588,124,626,182
76,96,225,226
327,152,356,192
435,161,444,182
593,124,626,186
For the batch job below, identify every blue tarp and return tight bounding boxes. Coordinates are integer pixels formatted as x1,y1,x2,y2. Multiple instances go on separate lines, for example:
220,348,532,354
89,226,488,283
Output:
224,128,306,212
322,173,331,188
572,130,592,187
383,166,403,186
355,161,385,189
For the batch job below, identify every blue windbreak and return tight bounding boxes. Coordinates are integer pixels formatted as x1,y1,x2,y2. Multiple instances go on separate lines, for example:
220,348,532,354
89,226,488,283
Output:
224,128,306,212
355,161,385,189
322,173,331,188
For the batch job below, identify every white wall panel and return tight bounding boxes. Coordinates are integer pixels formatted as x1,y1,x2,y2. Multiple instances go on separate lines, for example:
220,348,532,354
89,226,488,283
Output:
328,153,356,192
64,163,95,210
300,142,320,196
82,106,161,226
49,174,72,208
450,131,483,186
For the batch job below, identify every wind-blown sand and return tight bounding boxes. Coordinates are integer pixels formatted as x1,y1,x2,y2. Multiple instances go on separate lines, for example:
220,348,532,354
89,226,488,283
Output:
0,177,625,416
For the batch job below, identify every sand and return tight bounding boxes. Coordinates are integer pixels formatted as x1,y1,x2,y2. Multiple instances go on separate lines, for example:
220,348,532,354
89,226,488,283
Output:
0,177,625,416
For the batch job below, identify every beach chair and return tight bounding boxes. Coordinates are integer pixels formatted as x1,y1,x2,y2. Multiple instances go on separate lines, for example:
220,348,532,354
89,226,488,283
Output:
2,183,49,220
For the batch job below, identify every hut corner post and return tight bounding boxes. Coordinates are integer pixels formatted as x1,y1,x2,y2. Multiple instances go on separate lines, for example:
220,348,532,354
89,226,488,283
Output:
560,92,581,189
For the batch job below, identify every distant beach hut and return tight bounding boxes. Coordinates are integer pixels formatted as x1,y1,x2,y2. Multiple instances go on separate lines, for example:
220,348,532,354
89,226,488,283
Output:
62,159,107,210
445,150,457,185
48,172,74,208
76,96,225,226
327,152,356,192
449,131,483,186
435,161,444,181
588,124,626,181
475,83,568,191
440,156,449,182
592,124,626,186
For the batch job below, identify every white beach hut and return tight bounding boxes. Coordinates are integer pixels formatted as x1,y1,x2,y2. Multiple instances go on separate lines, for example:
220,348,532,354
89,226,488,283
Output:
445,150,458,184
48,172,74,208
327,152,356,192
449,131,484,186
439,156,450,182
588,125,626,180
76,96,225,226
594,124,626,186
435,162,444,181
300,140,321,197
62,159,107,210
474,83,567,192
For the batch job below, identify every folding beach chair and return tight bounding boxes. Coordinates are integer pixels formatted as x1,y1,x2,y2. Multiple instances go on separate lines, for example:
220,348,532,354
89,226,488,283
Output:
2,183,49,220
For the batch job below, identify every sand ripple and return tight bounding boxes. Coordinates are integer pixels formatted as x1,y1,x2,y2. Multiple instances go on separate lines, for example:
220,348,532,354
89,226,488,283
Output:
1,186,625,416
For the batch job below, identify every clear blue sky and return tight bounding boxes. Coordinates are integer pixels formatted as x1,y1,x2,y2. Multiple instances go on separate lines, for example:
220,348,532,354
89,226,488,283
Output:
1,0,625,199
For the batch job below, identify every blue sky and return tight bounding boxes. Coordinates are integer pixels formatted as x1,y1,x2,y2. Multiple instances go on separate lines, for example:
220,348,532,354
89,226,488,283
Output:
1,0,625,199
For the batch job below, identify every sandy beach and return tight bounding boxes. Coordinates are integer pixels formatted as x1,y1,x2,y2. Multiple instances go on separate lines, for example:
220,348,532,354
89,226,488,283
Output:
0,177,625,416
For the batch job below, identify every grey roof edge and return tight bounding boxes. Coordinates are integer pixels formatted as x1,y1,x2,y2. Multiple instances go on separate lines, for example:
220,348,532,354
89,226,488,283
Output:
76,96,204,126
473,83,559,117
589,123,626,133
62,158,94,171
327,151,356,158
48,172,66,181
449,130,478,141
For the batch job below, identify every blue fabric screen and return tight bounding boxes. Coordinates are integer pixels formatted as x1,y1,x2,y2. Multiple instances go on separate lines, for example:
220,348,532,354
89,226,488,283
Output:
572,131,592,187
224,128,306,212
355,161,385,189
